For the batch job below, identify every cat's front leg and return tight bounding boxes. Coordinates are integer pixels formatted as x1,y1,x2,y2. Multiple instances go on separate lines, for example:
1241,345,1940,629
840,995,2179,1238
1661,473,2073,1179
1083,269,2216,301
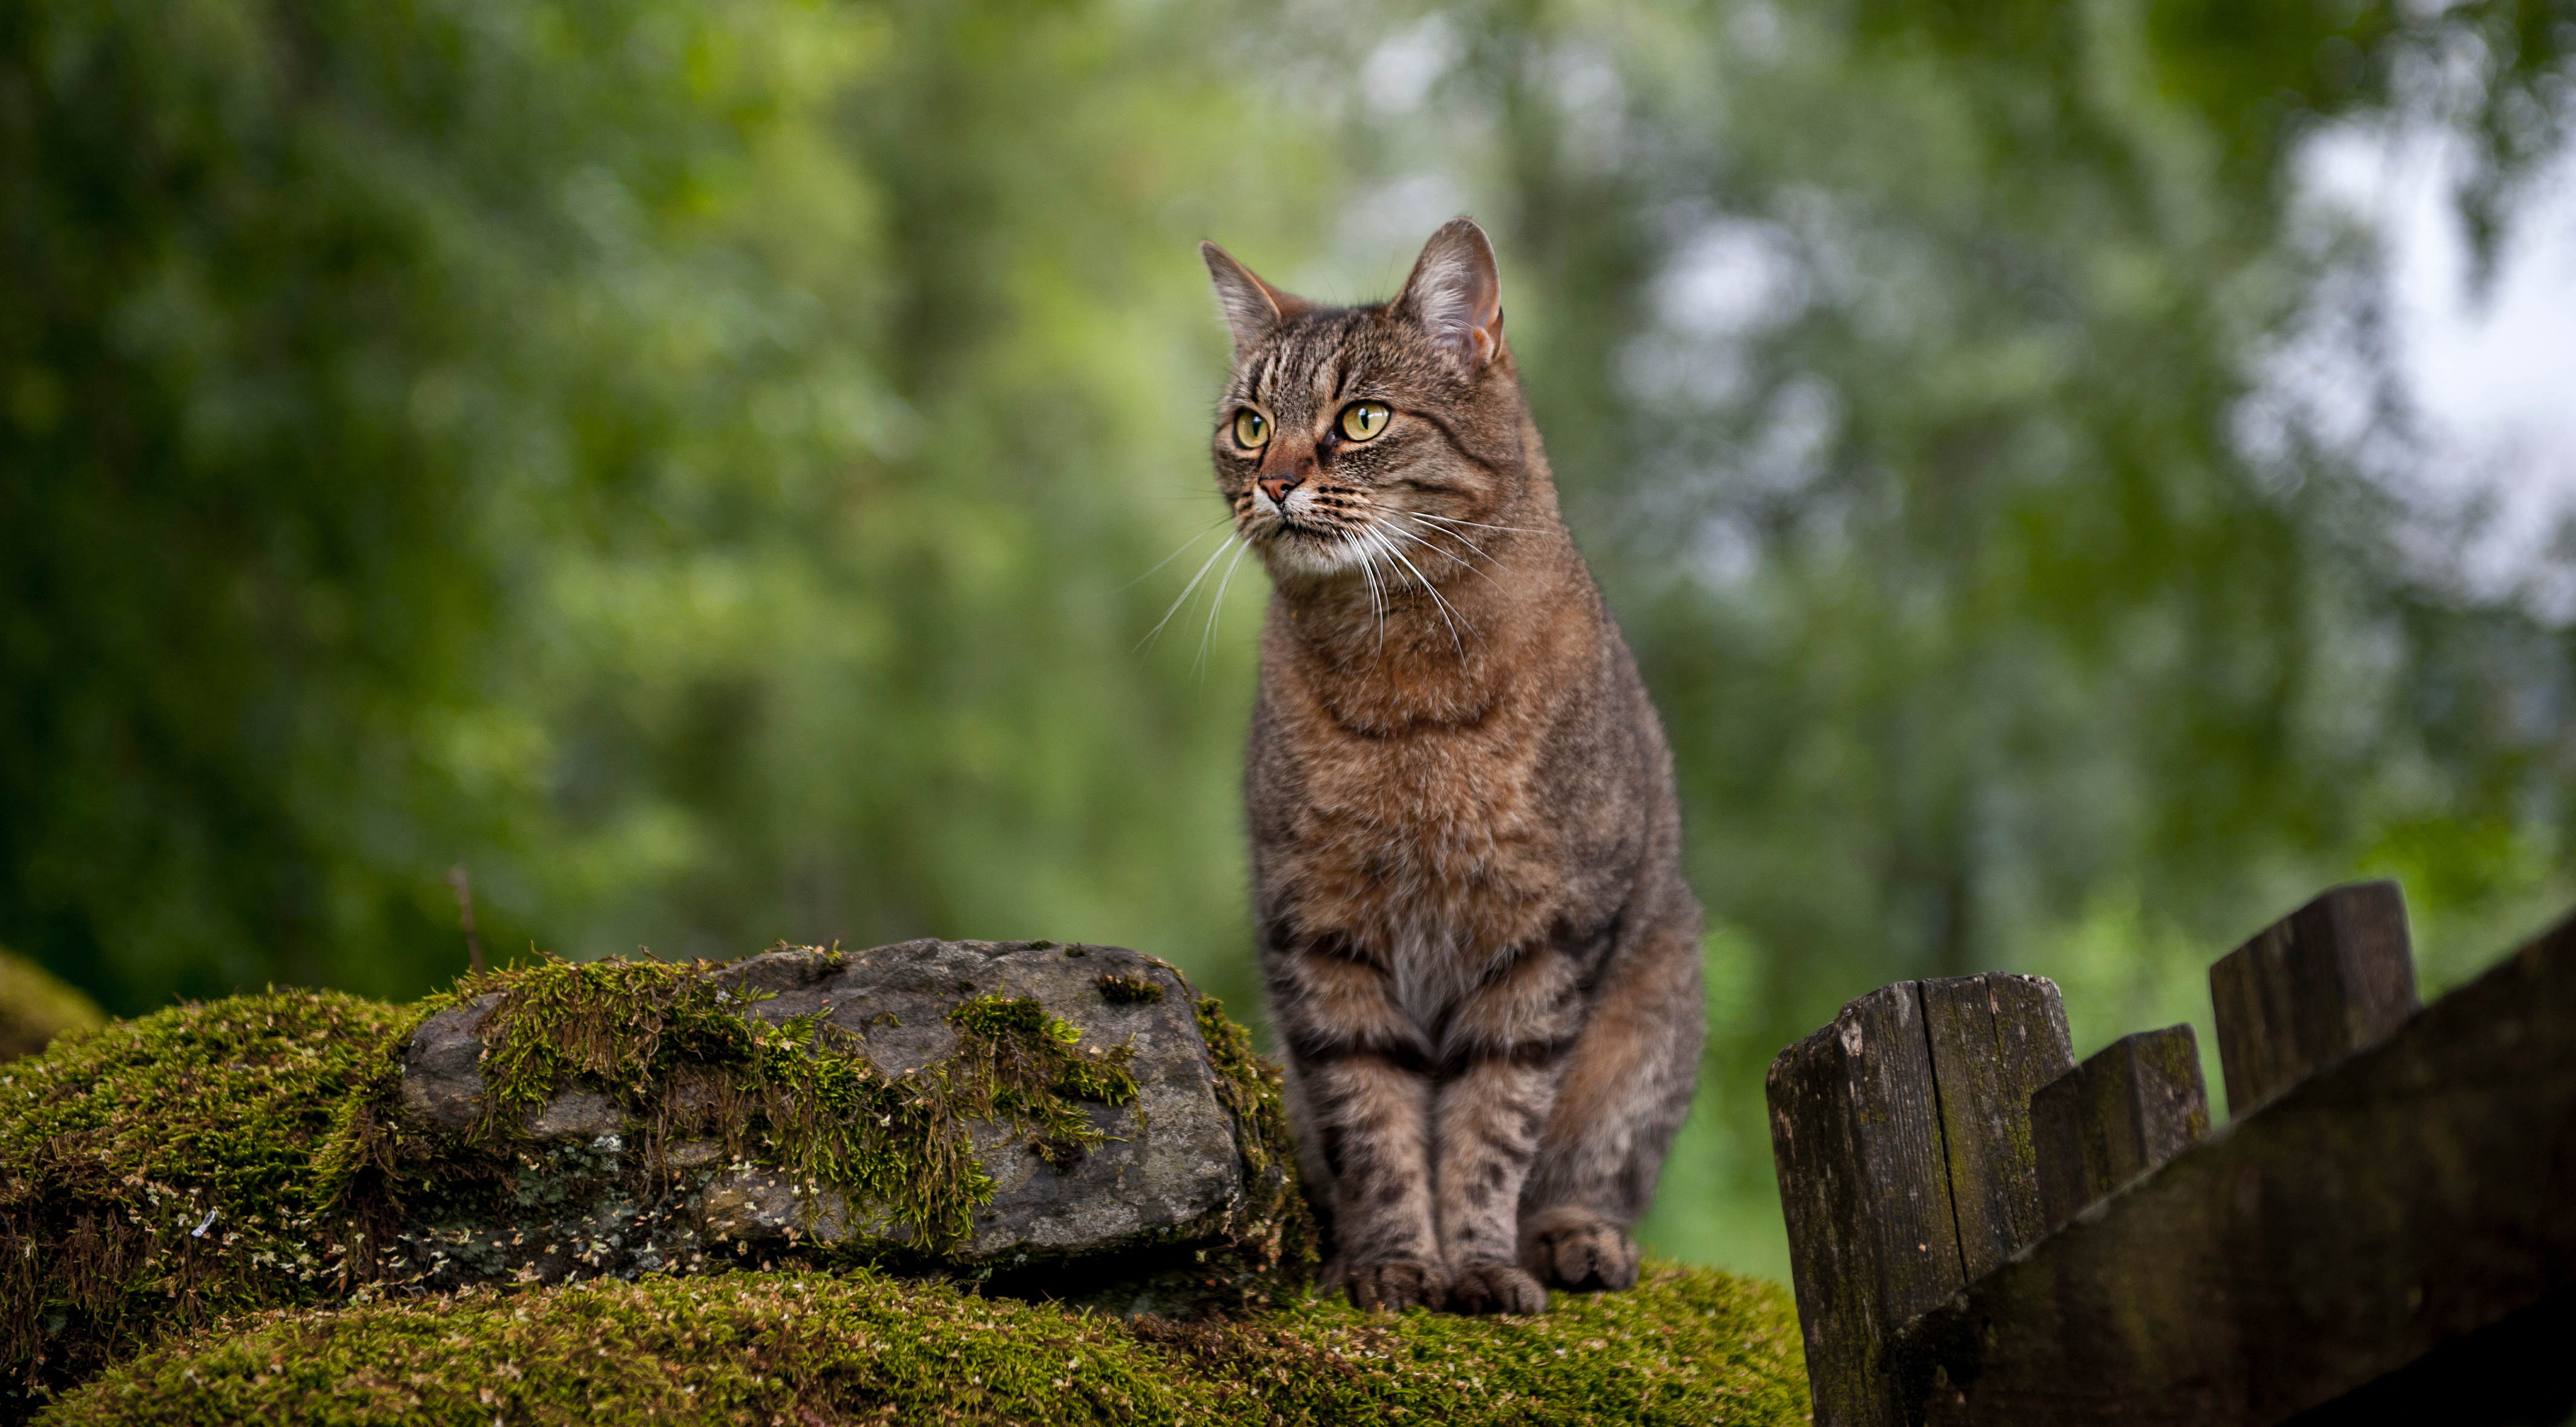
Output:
1430,945,1585,1315
1307,1055,1444,1310
1269,935,1447,1311
1433,1060,1556,1314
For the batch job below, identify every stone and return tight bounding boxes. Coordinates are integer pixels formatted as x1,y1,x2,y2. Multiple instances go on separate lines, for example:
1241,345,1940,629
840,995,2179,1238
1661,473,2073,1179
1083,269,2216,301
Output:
385,940,1280,1293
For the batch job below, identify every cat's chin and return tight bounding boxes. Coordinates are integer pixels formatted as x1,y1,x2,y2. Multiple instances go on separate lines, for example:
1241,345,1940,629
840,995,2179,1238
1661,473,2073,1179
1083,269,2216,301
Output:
1250,525,1379,582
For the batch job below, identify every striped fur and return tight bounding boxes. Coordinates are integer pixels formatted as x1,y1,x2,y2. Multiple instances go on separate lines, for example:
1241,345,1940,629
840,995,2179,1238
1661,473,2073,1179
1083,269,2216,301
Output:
1201,220,1705,1316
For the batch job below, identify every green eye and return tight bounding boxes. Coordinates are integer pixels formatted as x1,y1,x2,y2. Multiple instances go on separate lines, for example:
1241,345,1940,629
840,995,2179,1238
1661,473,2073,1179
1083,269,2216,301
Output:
1232,410,1269,448
1339,401,1390,441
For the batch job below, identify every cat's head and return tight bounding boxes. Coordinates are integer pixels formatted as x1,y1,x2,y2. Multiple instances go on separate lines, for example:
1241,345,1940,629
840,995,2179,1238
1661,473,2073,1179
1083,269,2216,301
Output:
1201,218,1533,585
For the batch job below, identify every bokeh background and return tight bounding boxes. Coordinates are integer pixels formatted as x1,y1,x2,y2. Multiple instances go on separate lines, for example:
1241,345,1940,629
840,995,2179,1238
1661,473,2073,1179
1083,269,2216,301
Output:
8,0,2576,1280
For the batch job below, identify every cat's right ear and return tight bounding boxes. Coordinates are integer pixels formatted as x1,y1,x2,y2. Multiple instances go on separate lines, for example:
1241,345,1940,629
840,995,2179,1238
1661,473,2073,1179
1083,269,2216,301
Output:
1202,241,1305,353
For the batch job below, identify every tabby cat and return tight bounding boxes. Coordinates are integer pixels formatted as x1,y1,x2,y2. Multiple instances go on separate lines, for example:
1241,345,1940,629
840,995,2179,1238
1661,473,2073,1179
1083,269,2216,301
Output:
1200,219,1705,1316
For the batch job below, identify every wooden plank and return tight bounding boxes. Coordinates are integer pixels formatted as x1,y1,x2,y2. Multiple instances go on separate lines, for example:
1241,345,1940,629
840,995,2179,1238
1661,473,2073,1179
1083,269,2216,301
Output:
1767,983,1965,1427
1919,974,2075,1279
2209,881,2417,1117
2031,1025,2209,1234
2281,1283,2576,1425
1888,908,2576,1426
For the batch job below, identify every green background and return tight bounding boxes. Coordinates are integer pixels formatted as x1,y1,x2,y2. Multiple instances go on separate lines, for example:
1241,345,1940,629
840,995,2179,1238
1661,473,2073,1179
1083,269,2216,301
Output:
6,0,2573,1280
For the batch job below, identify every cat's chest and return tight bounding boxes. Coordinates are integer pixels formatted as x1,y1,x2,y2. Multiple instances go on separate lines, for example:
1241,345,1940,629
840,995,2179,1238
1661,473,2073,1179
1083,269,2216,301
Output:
1294,720,1544,842
1263,684,1578,951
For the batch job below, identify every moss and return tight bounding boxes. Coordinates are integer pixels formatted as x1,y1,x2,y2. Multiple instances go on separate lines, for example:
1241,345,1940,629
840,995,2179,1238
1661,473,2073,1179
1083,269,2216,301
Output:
2,956,1787,1421
39,1261,1806,1426
1194,997,1311,1265
0,952,105,1064
1093,972,1163,1005
0,991,413,1406
0,957,1263,1412
941,993,1138,1173
372,958,1145,1259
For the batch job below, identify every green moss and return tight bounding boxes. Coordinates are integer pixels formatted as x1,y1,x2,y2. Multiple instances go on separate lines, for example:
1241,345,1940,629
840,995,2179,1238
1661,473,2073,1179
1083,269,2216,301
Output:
372,959,1146,1257
10,957,1782,1420
0,956,1260,1411
39,1261,1807,1426
1094,971,1164,1004
1194,996,1314,1270
0,991,413,1405
941,993,1138,1173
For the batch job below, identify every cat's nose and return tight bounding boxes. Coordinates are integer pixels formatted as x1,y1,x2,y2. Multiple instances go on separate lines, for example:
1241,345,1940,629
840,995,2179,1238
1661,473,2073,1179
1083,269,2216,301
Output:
1258,475,1302,507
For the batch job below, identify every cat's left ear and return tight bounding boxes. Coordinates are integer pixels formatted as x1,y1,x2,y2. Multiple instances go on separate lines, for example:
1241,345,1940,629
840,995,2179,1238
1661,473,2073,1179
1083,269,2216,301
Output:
1202,241,1308,353
1394,217,1505,370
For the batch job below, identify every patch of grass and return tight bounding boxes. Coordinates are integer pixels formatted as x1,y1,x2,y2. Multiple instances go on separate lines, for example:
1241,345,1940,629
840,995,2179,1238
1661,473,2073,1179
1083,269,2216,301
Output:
38,1261,1806,1426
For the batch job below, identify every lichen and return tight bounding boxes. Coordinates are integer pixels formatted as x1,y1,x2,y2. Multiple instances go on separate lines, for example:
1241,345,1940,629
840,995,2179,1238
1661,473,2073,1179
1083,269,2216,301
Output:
38,1261,1809,1426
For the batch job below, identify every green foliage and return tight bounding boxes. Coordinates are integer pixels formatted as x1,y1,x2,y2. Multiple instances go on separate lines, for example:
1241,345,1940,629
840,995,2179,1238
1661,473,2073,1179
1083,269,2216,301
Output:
0,951,104,1061
37,1263,1804,1426
1296,0,2576,1278
0,0,1295,1017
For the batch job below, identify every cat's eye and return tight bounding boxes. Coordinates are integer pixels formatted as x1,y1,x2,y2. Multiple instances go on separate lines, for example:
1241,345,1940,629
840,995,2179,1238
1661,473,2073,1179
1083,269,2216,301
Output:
1232,410,1269,449
1338,402,1391,442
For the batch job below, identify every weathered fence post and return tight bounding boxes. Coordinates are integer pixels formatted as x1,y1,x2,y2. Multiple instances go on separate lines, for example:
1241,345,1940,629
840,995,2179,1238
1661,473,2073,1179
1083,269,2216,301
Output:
2208,879,2417,1116
1769,973,2073,1426
1768,986,1959,1427
2029,1025,2209,1234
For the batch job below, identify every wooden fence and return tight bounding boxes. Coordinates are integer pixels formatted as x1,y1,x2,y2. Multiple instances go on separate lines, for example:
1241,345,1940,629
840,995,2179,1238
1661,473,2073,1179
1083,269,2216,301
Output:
1766,880,2576,1426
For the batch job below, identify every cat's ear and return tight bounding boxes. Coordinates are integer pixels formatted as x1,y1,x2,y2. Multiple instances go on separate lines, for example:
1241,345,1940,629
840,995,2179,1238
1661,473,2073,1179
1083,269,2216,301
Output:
1201,241,1306,353
1393,217,1505,370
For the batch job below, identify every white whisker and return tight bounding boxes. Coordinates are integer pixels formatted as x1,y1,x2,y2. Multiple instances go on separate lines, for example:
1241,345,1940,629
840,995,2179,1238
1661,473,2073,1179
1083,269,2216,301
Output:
1122,515,1235,591
1398,514,1497,565
1387,519,1507,593
1138,533,1240,652
1412,513,1545,536
1368,527,1472,656
1353,536,1388,657
1194,536,1255,680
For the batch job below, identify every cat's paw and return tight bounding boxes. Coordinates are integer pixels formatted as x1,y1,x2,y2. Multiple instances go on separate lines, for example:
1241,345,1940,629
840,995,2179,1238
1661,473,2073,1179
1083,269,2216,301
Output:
1344,1259,1450,1313
1522,1213,1641,1292
1445,1261,1548,1316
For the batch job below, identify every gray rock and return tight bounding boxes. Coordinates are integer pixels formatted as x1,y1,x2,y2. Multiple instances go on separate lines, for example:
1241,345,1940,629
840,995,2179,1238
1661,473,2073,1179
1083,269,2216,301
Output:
396,998,492,1132
389,940,1258,1287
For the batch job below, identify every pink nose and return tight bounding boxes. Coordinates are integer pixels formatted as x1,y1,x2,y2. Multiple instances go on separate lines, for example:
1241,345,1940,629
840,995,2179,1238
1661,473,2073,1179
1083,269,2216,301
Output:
1258,476,1300,505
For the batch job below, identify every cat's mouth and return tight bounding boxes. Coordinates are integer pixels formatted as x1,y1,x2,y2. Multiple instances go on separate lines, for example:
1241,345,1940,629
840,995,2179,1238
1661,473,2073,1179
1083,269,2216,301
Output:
1245,508,1358,566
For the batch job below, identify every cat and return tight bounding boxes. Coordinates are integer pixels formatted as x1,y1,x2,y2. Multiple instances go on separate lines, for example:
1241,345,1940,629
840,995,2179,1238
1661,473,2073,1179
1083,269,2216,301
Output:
1200,218,1706,1316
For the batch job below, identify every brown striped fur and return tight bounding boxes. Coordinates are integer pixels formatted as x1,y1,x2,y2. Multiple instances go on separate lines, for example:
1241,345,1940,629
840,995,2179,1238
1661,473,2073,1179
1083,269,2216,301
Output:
1201,220,1704,1315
